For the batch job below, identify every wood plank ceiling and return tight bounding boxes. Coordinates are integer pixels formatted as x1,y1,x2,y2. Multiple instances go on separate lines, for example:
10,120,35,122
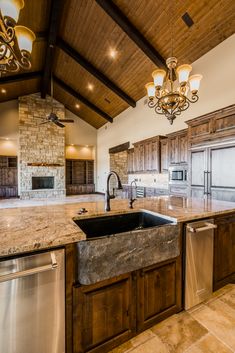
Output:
0,0,234,128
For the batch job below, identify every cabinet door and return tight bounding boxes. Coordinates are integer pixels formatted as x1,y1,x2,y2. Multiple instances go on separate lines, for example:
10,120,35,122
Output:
137,259,182,332
73,274,135,353
189,118,212,144
160,140,168,172
134,144,144,172
168,137,178,164
151,140,160,172
144,142,152,171
127,149,134,173
190,150,207,187
178,134,188,163
214,214,235,290
213,112,235,137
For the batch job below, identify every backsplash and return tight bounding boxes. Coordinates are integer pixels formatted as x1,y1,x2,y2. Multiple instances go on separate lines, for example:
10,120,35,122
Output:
128,173,169,189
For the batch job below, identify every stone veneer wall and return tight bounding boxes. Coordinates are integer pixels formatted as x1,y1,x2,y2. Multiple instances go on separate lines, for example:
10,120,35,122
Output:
19,93,66,199
110,151,128,191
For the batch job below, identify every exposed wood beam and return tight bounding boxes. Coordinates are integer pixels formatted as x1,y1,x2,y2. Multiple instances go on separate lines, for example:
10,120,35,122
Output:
95,0,166,68
41,0,64,98
54,76,113,123
57,38,136,108
0,71,42,84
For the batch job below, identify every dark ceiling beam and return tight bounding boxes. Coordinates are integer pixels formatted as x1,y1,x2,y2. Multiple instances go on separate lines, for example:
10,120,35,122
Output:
57,38,136,108
0,71,42,84
41,0,64,98
95,0,166,68
54,76,113,123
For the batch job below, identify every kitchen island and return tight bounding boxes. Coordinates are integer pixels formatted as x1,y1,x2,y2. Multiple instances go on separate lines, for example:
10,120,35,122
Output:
0,196,235,353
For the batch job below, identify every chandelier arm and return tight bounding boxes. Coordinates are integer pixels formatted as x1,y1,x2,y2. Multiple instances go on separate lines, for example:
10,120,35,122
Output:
185,94,199,104
148,99,158,109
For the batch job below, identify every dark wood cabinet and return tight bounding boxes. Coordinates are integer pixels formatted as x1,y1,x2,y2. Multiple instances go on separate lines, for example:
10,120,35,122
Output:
73,257,182,353
133,136,166,173
66,159,95,195
167,129,188,165
214,214,235,290
127,148,134,174
186,104,235,145
0,156,18,198
160,139,168,172
73,273,135,353
137,258,182,332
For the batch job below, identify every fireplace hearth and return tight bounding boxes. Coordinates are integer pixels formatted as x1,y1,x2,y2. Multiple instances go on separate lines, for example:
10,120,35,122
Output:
32,177,54,190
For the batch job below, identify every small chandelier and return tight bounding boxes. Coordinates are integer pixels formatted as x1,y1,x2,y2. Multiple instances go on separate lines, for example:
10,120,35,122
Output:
0,0,35,76
145,57,203,124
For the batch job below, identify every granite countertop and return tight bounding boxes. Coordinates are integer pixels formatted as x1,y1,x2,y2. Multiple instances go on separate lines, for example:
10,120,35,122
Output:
1,196,235,258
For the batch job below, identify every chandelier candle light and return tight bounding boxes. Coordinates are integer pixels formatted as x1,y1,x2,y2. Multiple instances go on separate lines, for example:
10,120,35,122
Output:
145,57,202,124
0,0,35,75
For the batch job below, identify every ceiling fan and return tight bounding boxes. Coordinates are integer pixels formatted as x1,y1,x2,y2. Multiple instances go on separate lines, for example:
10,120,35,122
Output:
39,76,74,128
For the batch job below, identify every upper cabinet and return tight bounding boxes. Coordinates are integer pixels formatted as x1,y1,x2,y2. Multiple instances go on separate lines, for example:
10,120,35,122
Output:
132,136,166,173
166,129,188,165
186,104,235,145
160,139,168,173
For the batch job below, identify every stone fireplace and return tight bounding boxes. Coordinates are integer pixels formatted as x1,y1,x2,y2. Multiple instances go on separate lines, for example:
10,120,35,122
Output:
19,93,66,199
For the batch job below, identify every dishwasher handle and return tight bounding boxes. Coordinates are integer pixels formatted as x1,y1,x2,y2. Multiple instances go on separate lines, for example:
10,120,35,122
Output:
187,222,217,233
0,252,58,283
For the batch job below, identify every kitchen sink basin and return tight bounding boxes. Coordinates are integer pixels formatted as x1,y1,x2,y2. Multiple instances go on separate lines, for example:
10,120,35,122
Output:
73,211,174,239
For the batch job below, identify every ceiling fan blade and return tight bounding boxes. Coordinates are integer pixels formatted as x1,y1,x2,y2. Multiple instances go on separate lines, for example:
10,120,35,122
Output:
58,119,74,123
54,121,65,128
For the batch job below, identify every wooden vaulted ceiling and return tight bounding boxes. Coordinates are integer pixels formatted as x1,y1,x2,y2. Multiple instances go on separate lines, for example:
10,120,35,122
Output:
0,0,235,128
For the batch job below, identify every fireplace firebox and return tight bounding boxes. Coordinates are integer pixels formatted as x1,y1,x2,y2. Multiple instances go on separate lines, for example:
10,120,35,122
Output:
32,177,54,190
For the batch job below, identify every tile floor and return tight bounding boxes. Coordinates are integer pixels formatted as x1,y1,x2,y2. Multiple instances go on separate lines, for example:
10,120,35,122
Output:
109,284,235,353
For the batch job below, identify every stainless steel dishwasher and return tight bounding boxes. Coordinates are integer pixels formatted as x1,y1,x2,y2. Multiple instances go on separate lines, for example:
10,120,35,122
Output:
0,249,65,353
185,219,217,310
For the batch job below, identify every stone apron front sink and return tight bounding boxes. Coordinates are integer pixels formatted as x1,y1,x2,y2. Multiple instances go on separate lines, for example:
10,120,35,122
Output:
73,210,180,285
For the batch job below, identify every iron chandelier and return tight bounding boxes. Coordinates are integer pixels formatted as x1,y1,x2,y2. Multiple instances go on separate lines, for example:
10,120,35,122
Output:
145,56,203,125
0,0,35,76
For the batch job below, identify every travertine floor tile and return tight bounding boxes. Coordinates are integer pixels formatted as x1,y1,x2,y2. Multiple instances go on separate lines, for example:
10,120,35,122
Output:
190,300,235,350
184,333,233,353
110,330,156,353
150,312,208,353
130,336,169,353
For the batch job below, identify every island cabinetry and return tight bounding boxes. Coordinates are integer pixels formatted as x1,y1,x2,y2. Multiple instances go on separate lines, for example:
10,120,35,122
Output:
73,257,182,353
132,136,166,173
213,213,235,290
73,273,135,353
166,129,188,165
186,104,235,145
137,258,182,332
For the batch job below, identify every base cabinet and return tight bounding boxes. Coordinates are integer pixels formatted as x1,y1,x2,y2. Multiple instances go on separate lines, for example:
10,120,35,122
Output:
73,258,182,353
137,259,182,332
214,214,235,290
73,273,135,353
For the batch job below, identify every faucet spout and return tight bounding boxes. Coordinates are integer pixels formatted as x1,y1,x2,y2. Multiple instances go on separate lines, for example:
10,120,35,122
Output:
105,171,123,212
129,180,137,209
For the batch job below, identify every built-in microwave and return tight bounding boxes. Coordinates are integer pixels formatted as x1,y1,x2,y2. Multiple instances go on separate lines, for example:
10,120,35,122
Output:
169,166,187,183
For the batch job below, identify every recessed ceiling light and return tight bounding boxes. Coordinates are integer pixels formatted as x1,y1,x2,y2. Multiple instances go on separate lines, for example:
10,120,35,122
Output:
1,88,6,94
71,144,74,146
109,48,117,59
87,83,94,91
75,103,80,109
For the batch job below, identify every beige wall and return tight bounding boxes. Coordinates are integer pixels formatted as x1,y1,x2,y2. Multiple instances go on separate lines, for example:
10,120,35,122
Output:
0,100,18,156
97,34,235,192
66,145,94,159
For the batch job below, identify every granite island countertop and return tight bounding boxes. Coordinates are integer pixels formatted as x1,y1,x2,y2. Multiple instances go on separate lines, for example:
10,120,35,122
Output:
1,196,235,258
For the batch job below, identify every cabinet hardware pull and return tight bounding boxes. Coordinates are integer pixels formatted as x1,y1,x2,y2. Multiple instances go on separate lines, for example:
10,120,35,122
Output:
0,252,57,283
187,222,217,233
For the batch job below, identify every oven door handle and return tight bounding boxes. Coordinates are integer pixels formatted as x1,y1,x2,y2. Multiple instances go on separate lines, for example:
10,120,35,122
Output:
0,252,58,283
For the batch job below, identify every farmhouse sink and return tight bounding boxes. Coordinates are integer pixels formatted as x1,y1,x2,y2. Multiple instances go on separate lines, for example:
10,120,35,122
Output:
73,210,174,239
74,210,180,285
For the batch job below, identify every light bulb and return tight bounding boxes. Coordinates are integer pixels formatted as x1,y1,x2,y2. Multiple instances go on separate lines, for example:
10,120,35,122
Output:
145,82,155,100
